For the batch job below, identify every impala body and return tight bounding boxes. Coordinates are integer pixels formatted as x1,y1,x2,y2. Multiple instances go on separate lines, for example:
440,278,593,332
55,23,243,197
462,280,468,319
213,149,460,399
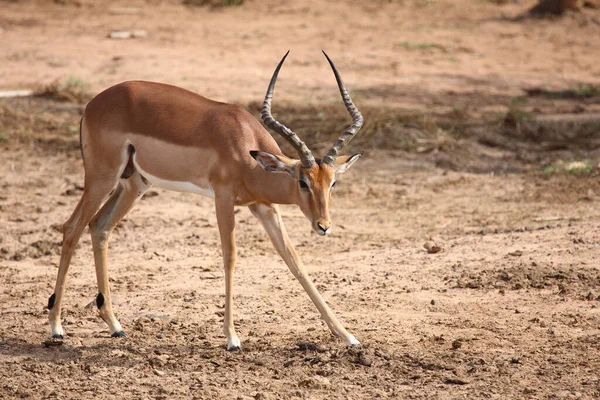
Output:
48,51,364,350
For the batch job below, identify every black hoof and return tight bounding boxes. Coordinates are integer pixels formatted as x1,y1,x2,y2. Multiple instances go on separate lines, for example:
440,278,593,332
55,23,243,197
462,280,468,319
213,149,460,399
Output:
227,345,241,352
52,334,64,340
111,331,126,338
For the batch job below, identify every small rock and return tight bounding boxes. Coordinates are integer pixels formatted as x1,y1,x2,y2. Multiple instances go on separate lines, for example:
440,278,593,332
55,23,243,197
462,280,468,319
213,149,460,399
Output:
108,30,148,39
153,369,165,376
424,242,442,254
299,376,330,389
443,376,469,385
585,292,594,301
355,350,373,367
296,342,326,353
451,339,462,350
143,190,159,199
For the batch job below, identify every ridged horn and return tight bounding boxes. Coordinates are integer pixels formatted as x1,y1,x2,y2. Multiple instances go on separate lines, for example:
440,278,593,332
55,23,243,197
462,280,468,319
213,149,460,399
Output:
261,51,315,168
321,51,364,167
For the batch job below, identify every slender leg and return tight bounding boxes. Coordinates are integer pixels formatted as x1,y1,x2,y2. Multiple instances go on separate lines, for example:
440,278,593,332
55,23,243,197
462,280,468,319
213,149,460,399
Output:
249,202,360,346
48,180,118,338
88,172,150,336
214,187,240,351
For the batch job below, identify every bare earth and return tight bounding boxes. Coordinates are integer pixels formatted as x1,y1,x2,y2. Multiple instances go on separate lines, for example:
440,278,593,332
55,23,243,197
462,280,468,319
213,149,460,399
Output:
1,1,600,399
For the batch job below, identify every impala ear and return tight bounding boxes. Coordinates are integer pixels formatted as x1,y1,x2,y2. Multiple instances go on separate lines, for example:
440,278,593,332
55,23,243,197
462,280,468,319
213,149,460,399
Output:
250,151,297,177
334,151,363,174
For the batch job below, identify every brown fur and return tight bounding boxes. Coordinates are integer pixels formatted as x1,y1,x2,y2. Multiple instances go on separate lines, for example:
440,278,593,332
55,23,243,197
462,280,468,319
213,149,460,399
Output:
49,80,361,348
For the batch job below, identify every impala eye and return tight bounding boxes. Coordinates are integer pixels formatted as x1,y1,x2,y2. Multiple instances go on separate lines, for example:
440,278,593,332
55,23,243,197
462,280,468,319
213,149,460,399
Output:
331,181,337,189
299,180,309,190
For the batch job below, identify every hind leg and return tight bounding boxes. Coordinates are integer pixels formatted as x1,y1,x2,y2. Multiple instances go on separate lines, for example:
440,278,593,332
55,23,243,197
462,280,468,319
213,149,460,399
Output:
48,178,120,339
89,171,150,336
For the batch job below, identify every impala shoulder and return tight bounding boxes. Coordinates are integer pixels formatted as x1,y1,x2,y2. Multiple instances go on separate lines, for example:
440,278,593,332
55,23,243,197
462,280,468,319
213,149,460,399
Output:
218,103,254,121
209,103,262,132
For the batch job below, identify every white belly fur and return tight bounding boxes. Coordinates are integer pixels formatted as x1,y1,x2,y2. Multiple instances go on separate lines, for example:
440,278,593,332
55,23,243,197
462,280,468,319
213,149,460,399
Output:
132,152,215,198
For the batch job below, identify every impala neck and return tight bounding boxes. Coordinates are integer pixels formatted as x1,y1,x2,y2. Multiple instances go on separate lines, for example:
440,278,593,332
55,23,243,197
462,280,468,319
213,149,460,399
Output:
249,163,300,206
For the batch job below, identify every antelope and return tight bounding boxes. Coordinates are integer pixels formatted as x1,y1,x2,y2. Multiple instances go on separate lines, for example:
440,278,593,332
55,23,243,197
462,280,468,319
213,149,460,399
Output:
47,51,364,350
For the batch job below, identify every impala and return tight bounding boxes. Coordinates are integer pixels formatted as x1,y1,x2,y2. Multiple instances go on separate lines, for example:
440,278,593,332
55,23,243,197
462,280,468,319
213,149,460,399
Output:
48,51,364,350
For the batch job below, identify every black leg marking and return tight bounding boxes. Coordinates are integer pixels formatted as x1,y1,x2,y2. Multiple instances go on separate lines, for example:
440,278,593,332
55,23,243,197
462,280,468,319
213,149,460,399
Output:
96,293,105,310
79,117,84,162
47,293,56,310
140,174,148,185
111,331,126,338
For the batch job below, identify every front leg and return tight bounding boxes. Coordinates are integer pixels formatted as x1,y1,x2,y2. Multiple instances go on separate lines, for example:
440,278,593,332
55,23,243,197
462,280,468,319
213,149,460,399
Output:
249,203,360,346
215,188,240,351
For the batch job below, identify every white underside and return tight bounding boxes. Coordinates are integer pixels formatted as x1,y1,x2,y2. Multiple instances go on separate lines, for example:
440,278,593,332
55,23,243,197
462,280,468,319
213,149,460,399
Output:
132,152,215,198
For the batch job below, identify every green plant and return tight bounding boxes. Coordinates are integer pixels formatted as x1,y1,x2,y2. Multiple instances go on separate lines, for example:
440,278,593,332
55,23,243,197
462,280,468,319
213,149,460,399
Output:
0,131,8,143
573,83,598,97
543,163,557,176
566,160,593,176
502,96,535,127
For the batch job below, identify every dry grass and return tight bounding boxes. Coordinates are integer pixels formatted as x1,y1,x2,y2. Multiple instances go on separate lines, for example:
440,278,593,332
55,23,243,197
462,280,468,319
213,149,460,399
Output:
0,98,82,150
182,0,243,7
246,102,462,155
34,77,91,103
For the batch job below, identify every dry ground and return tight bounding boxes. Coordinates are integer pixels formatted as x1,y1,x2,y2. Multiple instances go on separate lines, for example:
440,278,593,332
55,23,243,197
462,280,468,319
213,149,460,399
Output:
1,1,600,399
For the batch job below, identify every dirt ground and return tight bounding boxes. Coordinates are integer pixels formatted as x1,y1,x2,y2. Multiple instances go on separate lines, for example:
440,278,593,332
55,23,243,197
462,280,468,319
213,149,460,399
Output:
1,0,600,399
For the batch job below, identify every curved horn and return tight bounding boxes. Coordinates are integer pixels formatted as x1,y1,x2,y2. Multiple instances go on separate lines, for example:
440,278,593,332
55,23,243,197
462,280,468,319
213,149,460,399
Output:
261,51,315,168
321,51,364,167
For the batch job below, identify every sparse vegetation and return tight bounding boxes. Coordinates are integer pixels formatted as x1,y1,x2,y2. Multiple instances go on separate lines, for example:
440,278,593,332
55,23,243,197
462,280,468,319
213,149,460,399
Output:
543,160,594,176
182,0,243,7
500,96,535,128
566,160,593,175
526,84,599,99
573,83,598,97
35,76,90,103
543,163,558,176
396,41,446,51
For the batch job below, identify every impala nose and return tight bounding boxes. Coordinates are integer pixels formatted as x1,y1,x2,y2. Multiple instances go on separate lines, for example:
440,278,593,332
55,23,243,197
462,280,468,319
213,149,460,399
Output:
316,221,331,236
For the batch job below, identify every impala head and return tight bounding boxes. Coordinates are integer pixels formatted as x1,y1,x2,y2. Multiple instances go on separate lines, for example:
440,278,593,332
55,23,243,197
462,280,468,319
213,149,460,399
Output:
252,51,364,236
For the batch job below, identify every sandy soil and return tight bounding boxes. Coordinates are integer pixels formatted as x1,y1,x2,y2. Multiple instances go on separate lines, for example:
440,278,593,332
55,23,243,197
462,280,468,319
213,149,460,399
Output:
2,0,600,110
1,1,600,399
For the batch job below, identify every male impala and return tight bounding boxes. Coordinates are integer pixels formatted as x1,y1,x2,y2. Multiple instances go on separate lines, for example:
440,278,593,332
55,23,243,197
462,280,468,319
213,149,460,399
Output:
48,51,364,350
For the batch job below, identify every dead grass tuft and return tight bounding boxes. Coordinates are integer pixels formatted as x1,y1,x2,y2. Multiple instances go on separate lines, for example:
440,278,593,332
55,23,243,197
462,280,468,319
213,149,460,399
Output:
182,0,243,7
35,77,91,103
